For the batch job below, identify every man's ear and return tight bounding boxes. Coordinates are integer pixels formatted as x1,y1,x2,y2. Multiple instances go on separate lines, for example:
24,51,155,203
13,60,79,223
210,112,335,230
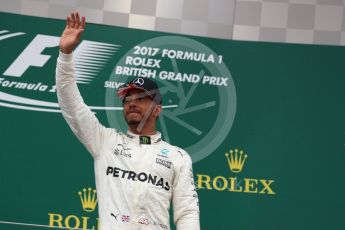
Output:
153,104,162,118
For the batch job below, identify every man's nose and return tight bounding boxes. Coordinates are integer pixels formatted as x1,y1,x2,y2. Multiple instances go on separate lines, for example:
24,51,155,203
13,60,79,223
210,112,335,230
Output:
128,98,137,107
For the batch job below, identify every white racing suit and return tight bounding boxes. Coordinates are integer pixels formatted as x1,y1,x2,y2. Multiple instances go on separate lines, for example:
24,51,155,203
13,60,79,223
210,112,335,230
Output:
56,51,200,230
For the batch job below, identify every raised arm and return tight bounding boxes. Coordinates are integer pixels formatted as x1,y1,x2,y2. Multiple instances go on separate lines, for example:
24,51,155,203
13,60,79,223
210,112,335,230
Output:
56,12,113,158
59,12,85,54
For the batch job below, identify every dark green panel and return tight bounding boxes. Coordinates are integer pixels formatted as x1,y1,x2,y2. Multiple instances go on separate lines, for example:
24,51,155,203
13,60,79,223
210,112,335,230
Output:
0,12,344,230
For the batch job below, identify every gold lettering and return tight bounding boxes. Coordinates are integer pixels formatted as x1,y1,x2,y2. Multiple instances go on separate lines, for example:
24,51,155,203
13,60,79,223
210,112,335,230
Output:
197,174,276,195
65,215,81,229
82,216,90,230
82,216,99,230
243,178,258,193
228,177,242,192
48,213,63,227
259,179,275,195
196,174,213,190
213,176,227,191
48,213,99,230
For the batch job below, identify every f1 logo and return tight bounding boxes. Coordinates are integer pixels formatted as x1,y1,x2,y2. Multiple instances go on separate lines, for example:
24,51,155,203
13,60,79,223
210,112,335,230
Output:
4,34,60,77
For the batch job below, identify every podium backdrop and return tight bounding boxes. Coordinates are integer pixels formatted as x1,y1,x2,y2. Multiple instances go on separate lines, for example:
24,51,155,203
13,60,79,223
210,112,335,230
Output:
1,12,345,230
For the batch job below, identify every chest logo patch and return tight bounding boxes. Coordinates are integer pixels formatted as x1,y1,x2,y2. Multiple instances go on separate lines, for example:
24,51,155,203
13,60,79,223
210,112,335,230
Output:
114,143,132,158
156,158,172,169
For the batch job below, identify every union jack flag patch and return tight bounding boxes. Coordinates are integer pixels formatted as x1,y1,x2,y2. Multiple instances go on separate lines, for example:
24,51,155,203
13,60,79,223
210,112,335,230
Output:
121,215,130,222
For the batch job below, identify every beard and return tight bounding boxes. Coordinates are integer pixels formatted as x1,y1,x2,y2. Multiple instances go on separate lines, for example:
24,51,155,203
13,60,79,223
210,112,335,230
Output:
125,116,141,126
123,105,155,131
124,110,143,126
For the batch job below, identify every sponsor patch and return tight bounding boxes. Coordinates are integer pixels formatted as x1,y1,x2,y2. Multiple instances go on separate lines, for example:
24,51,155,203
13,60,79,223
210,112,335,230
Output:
140,136,151,144
106,166,171,191
156,158,171,169
138,218,149,225
121,215,130,222
114,143,132,158
158,148,169,158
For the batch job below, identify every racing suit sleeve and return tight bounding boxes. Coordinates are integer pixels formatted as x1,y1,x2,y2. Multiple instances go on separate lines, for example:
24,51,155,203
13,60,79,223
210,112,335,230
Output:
56,51,113,158
172,149,200,230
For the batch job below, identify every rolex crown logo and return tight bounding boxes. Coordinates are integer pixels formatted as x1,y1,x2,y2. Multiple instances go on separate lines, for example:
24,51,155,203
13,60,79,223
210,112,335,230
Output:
78,188,97,212
225,149,248,173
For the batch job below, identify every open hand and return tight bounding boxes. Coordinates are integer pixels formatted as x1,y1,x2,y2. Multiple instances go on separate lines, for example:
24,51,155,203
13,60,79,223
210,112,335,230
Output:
59,12,86,54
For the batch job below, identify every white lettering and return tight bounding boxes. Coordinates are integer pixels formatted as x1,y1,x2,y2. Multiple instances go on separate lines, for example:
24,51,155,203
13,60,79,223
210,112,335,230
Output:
115,66,156,78
4,35,60,77
161,49,215,63
202,75,228,86
104,81,125,89
0,78,48,91
158,71,200,83
125,56,160,68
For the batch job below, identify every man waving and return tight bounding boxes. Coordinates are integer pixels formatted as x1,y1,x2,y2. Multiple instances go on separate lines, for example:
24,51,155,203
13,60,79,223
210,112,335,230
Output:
56,12,200,230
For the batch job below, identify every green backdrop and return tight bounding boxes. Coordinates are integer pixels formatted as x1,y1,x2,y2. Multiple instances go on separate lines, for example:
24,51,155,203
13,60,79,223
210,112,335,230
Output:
0,12,345,230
